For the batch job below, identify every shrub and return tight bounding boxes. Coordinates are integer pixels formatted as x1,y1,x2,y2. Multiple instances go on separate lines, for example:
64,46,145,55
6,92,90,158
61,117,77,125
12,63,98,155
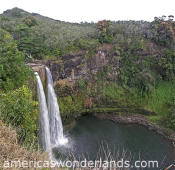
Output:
22,16,38,27
97,20,113,43
73,38,99,50
0,28,30,91
157,49,175,80
58,95,84,119
151,16,175,48
0,86,38,147
143,81,175,115
162,105,175,130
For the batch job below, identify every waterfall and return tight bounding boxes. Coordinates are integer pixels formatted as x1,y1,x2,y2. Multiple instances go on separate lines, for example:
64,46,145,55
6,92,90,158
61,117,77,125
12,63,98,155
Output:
35,72,51,152
46,67,68,146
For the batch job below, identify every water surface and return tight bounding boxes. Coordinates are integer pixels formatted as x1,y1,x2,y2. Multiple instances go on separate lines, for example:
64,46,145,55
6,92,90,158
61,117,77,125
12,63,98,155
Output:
53,115,174,169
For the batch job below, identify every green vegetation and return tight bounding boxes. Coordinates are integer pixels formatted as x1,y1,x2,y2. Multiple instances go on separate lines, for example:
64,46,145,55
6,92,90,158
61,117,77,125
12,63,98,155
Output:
162,105,175,130
0,28,38,148
0,86,38,147
151,15,175,47
157,48,175,80
97,20,113,43
0,8,97,59
0,28,30,91
57,79,142,120
118,39,154,91
143,81,175,115
57,43,175,130
0,8,152,59
58,78,175,131
58,95,84,120
1,7,175,149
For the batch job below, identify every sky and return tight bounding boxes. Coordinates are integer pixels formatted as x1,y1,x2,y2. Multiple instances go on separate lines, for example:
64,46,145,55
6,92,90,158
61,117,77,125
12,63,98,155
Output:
1,0,175,23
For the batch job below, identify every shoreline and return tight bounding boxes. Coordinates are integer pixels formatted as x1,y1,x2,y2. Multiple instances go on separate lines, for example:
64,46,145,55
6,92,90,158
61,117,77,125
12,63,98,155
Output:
93,113,175,148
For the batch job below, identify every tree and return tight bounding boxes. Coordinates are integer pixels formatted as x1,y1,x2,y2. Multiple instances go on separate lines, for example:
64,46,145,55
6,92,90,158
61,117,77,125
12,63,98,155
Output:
151,16,175,47
97,20,113,43
0,28,30,91
0,86,38,145
22,16,38,27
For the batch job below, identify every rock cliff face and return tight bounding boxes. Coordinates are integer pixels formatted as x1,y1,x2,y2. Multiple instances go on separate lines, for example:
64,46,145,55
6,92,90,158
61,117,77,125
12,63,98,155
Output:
28,42,161,87
27,63,46,87
28,45,120,86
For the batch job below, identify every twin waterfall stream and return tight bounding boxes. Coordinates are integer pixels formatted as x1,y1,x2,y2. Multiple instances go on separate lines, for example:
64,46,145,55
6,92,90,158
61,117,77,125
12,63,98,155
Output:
35,67,68,153
34,67,173,166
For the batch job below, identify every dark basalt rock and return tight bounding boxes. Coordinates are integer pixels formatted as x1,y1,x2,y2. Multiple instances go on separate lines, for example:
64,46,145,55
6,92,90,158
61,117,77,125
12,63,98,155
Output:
27,42,164,88
28,48,120,87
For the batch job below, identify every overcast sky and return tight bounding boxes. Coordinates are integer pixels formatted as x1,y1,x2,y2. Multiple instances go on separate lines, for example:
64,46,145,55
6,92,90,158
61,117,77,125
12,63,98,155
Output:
1,0,175,23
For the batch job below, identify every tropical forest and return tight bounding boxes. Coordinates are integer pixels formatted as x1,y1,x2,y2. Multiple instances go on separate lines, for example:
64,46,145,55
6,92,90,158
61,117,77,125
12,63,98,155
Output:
0,7,175,170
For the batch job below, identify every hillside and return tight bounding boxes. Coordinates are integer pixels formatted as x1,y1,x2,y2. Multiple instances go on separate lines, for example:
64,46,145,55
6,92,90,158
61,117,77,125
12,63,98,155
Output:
0,7,175,168
0,8,153,60
0,7,96,59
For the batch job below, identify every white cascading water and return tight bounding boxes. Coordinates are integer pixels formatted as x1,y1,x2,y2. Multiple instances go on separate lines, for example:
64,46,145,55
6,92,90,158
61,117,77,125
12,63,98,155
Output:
35,72,51,152
46,67,68,146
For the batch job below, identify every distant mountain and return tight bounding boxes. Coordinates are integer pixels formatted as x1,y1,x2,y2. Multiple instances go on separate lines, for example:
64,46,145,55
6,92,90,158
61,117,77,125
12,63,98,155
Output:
0,8,151,59
0,8,97,58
